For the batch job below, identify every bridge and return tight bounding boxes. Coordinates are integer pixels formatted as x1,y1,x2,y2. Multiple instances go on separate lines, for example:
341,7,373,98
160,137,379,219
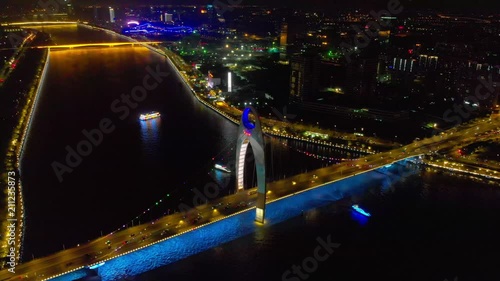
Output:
1,21,499,281
436,14,491,24
0,21,79,26
0,111,497,281
1,20,391,153
0,159,422,281
35,42,163,50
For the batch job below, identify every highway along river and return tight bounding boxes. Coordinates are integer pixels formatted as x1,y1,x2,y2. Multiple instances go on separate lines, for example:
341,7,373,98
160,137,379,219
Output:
20,25,356,258
19,25,500,281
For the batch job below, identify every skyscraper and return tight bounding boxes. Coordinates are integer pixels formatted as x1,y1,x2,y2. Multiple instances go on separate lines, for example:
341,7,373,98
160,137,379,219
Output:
109,7,115,23
279,21,288,59
207,5,216,25
360,57,378,96
165,13,173,22
289,53,321,102
65,0,74,16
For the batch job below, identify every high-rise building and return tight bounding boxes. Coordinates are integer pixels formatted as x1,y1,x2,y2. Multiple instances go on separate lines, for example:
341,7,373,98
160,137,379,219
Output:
418,54,438,70
289,53,321,102
360,58,378,96
279,22,288,59
344,56,378,97
494,92,499,113
392,57,416,73
109,7,115,23
65,0,74,16
165,13,173,22
207,4,216,25
207,71,221,88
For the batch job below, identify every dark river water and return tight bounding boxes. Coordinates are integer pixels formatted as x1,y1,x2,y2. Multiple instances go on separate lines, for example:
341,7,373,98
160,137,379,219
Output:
19,25,500,281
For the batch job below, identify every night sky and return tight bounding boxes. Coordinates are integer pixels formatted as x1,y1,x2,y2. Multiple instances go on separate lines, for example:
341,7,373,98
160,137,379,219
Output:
3,0,500,11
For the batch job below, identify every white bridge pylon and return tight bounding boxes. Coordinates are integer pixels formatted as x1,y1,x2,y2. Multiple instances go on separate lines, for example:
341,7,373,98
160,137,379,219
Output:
235,107,267,223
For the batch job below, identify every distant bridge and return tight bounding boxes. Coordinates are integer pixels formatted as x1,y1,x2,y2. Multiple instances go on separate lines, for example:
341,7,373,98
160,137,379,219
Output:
35,42,163,50
0,21,79,26
436,14,491,24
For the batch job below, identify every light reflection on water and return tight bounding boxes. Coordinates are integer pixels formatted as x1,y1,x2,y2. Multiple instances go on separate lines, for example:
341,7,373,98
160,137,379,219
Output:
139,117,161,155
131,167,500,281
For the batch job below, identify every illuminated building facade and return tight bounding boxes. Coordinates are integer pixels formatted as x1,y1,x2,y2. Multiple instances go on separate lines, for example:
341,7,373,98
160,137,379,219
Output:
279,21,288,59
289,53,320,102
207,71,221,88
418,54,438,70
236,107,266,223
109,7,115,23
65,0,74,16
165,13,173,23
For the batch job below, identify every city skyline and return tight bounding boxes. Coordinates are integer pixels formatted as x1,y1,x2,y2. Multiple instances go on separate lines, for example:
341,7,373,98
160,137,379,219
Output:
3,0,500,11
0,2,499,281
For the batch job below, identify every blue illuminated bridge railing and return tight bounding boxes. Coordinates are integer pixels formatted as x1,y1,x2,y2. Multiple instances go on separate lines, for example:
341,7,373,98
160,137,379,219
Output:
47,156,422,281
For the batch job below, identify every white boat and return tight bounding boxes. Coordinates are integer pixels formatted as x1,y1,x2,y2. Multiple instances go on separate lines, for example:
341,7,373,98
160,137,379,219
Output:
214,164,231,173
139,112,160,121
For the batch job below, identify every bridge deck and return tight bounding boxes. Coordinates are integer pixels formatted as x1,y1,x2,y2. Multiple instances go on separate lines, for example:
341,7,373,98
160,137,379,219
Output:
0,153,422,281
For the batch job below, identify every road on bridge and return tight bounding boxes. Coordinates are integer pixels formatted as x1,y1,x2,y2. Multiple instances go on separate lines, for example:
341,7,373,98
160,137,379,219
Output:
0,115,498,281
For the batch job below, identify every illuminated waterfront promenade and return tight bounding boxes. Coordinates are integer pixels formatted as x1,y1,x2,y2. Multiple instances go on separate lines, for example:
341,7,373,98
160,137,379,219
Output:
0,44,50,268
63,22,393,154
0,21,392,154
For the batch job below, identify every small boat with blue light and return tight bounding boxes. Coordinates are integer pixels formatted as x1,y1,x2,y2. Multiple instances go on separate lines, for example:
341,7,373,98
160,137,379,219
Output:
352,204,371,217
